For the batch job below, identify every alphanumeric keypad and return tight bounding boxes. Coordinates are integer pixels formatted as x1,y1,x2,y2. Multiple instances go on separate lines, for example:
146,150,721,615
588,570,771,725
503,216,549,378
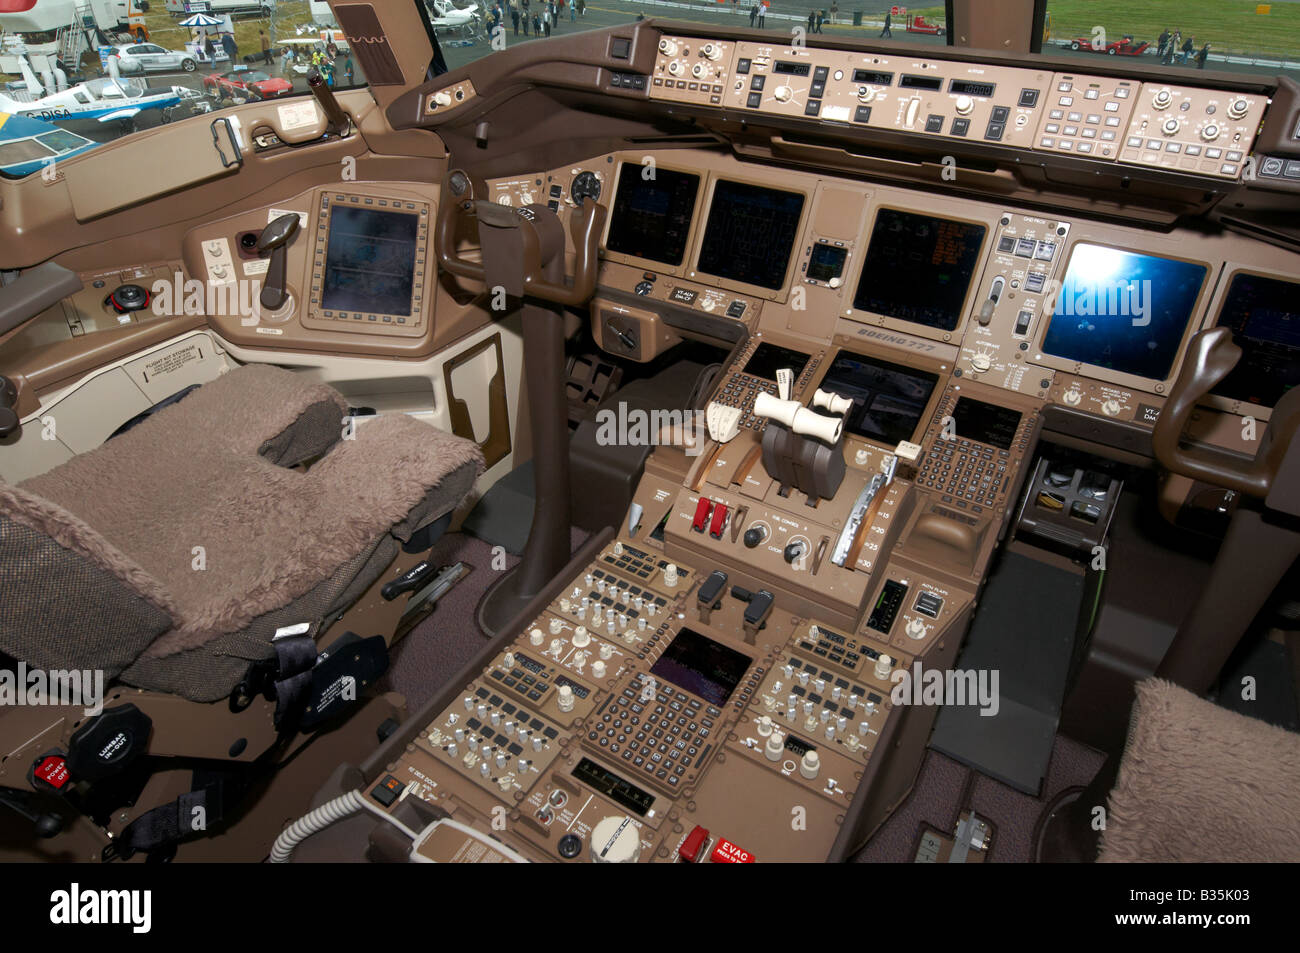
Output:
713,371,778,433
586,675,719,790
918,439,1011,512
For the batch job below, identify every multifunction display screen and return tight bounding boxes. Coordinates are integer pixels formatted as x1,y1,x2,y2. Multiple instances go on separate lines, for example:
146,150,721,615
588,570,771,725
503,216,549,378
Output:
605,165,700,266
320,206,419,316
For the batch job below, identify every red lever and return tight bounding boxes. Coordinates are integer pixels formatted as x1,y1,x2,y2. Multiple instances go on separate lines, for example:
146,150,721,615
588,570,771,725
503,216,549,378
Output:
692,497,713,533
709,502,729,539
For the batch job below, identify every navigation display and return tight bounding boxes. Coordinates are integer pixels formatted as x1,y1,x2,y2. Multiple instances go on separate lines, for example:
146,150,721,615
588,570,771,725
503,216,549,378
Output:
853,209,986,331
649,628,751,706
605,165,700,266
320,206,419,316
817,350,939,446
697,180,805,290
1041,244,1207,381
1212,272,1300,407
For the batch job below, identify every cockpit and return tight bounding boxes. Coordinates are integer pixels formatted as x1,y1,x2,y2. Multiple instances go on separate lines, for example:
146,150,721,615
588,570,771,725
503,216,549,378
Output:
0,0,1297,893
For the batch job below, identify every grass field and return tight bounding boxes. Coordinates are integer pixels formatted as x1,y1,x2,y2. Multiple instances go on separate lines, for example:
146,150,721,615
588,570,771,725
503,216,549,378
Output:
912,0,1300,57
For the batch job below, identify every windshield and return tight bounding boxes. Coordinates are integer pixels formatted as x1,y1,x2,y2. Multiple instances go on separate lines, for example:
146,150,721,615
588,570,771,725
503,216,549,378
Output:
0,0,368,178
421,0,1300,82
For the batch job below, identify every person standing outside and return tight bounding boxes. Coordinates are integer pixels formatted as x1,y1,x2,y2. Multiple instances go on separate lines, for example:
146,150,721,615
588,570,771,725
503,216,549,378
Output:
830,1,838,25
511,3,520,33
1196,42,1210,69
749,3,758,26
1181,34,1194,64
881,11,892,38
1157,28,1170,59
259,30,272,66
578,0,585,16
543,6,551,36
807,9,815,33
757,0,766,27
203,32,217,71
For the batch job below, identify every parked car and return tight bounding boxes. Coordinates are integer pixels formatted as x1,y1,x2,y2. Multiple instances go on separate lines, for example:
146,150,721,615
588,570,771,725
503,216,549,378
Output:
202,67,292,100
1067,35,1151,56
110,42,198,74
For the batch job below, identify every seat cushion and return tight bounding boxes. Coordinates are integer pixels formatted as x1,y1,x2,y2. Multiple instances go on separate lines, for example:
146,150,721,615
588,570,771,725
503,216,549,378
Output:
20,365,484,664
1100,678,1300,862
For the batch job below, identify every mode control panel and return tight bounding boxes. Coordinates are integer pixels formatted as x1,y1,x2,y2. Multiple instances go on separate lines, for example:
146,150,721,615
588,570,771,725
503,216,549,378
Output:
1120,84,1268,178
717,42,1048,146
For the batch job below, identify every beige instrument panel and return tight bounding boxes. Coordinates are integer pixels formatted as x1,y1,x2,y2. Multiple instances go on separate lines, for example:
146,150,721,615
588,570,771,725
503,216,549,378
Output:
649,34,1268,180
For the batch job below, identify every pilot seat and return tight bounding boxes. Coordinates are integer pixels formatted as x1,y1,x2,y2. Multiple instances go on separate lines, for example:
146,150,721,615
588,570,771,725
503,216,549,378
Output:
0,364,483,860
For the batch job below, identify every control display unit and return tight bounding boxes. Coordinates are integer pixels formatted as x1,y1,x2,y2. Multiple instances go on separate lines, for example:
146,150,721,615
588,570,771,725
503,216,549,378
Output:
306,191,431,335
1211,272,1300,408
648,627,752,706
605,165,701,266
950,396,1023,450
697,180,806,291
818,350,940,446
1040,243,1206,382
743,341,811,381
853,209,987,331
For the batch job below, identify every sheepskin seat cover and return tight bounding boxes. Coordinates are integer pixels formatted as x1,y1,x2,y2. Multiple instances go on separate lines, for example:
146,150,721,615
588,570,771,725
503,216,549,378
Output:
1100,678,1300,862
10,364,482,677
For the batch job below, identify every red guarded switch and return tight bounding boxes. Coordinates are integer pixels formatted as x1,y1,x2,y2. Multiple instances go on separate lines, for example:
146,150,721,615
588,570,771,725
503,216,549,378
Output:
692,496,713,533
678,825,709,863
708,502,729,539
33,755,70,790
710,837,756,863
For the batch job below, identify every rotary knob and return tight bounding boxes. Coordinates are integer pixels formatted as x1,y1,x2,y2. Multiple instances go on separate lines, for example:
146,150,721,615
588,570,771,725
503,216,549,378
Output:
658,38,678,56
1062,387,1083,407
874,654,893,680
1161,117,1180,136
1200,122,1220,141
432,90,452,108
592,660,607,678
701,42,722,61
764,731,785,761
905,617,927,639
572,626,591,648
558,685,575,712
970,352,992,373
590,815,642,863
663,563,679,587
857,85,874,103
667,60,683,77
954,94,974,116
773,85,793,103
1152,87,1172,109
799,750,821,779
691,61,708,79
1101,398,1122,417
1227,97,1249,120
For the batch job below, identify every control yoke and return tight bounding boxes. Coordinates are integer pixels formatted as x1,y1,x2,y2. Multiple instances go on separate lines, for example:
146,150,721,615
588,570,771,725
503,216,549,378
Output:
436,170,607,307
435,169,609,634
1152,327,1299,499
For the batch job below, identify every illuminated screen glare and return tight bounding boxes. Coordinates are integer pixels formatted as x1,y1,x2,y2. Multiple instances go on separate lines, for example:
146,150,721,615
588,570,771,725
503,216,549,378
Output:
1041,243,1207,381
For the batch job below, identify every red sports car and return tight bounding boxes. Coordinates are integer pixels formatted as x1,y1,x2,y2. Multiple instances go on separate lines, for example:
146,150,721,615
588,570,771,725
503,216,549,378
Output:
203,69,293,101
1067,35,1150,56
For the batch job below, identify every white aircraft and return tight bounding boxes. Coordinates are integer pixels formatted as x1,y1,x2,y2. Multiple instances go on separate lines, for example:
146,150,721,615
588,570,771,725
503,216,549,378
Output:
427,0,481,31
0,55,186,125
